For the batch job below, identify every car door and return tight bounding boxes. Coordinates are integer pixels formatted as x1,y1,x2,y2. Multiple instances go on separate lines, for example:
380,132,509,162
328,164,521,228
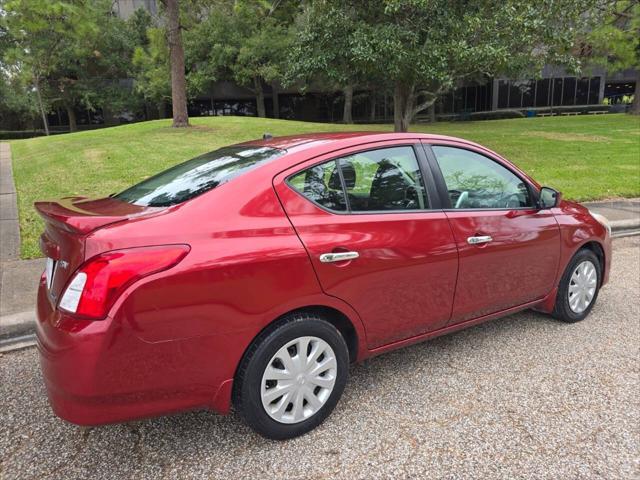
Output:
423,142,561,323
274,141,458,349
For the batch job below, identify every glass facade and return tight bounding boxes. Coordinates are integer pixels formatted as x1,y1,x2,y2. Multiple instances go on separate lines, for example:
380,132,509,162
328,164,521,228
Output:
42,73,609,134
436,82,493,114
495,76,602,110
604,81,635,104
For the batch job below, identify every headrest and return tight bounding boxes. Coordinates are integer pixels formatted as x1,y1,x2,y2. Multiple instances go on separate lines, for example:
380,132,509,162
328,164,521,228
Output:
329,161,356,190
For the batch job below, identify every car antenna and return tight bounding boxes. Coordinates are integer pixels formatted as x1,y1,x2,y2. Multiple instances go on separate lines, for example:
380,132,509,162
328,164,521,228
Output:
263,132,273,140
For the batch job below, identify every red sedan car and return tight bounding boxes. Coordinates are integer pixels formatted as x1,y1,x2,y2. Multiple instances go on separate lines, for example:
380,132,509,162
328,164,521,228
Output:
35,132,611,439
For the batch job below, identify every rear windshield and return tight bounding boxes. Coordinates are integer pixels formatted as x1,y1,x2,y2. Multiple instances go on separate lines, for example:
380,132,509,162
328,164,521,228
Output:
114,145,285,207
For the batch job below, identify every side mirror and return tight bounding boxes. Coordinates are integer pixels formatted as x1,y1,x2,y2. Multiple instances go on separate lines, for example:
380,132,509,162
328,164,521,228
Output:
538,187,561,209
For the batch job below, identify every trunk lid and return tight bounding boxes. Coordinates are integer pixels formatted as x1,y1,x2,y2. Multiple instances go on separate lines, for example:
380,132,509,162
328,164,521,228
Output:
35,196,160,302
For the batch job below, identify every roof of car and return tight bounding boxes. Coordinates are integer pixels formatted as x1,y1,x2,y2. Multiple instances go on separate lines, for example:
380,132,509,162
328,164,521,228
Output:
238,131,481,152
235,131,540,189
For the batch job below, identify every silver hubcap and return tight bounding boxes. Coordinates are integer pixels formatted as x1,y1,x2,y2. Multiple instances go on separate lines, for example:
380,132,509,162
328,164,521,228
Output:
568,260,597,313
261,336,337,424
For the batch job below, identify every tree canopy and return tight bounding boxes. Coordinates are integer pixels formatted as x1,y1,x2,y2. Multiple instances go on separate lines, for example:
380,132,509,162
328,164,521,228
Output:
185,0,297,118
290,0,600,131
1,0,626,133
587,0,639,114
1,0,136,132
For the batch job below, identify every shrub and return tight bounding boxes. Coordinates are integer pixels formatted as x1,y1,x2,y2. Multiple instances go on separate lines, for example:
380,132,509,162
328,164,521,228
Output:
469,110,525,121
0,130,47,140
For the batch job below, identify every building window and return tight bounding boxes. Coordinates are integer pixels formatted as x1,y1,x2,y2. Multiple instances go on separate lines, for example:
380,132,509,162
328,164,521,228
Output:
522,81,535,108
465,86,477,111
498,80,509,109
576,77,589,105
453,87,465,112
508,82,522,108
589,77,601,104
562,77,576,105
535,79,550,107
552,78,563,106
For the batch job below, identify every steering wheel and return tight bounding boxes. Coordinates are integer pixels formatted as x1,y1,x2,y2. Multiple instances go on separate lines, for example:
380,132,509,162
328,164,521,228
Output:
455,191,469,209
501,193,522,209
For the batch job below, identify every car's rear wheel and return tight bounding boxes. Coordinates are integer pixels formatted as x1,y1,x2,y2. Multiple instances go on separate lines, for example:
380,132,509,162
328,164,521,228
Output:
552,249,601,323
234,313,349,439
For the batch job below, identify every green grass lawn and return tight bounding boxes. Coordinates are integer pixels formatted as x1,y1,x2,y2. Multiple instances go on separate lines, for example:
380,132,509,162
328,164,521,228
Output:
9,114,640,259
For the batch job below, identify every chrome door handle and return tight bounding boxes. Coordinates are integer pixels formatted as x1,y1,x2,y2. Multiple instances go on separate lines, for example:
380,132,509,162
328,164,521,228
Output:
467,235,493,245
319,251,359,263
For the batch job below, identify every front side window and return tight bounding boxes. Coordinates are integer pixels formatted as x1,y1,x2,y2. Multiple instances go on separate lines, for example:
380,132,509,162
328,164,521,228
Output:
288,146,428,213
432,146,532,209
115,146,285,207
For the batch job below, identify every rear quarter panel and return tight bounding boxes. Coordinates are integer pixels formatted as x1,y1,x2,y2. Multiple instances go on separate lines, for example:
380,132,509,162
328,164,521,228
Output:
81,172,366,408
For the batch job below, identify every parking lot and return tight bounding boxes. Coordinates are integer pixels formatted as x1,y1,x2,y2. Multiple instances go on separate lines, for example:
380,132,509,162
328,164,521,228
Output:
1,236,638,479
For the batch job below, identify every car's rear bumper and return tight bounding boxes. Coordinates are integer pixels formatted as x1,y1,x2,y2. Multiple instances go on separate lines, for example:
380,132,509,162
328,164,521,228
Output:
35,276,233,426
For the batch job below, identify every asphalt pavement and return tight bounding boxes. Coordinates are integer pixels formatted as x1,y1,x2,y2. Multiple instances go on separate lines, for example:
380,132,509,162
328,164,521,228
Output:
0,236,638,479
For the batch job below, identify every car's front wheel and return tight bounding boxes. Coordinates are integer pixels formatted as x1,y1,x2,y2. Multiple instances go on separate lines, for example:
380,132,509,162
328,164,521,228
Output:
234,313,349,439
553,248,602,323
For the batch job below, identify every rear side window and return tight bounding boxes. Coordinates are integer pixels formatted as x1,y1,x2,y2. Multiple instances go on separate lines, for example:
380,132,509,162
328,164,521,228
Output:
288,146,428,213
288,161,347,211
115,146,285,207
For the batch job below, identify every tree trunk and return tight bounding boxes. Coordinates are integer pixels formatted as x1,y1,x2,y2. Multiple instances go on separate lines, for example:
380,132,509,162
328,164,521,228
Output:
631,72,640,115
393,81,414,132
34,80,49,136
271,82,280,119
369,91,377,122
342,85,354,123
164,0,189,127
65,103,77,132
254,77,266,118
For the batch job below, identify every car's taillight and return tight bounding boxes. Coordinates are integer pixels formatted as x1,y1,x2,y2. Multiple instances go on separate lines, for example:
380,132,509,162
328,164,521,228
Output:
58,245,190,319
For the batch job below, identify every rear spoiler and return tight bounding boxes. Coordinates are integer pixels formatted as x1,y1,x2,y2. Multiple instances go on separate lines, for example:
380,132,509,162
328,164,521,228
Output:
34,196,155,235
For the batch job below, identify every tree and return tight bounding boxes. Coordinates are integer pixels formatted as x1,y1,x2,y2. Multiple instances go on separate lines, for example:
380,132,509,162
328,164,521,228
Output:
0,13,41,130
288,3,377,124
0,67,41,130
161,0,189,127
232,1,297,118
292,0,598,131
186,0,296,119
2,0,135,133
234,16,294,118
183,2,238,107
132,27,172,118
1,0,94,134
587,1,640,114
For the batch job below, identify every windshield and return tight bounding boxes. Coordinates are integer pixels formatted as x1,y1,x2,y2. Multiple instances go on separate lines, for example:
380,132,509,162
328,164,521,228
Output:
114,145,285,207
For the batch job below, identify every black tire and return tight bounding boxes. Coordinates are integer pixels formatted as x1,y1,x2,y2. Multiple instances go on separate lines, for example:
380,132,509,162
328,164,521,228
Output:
233,313,349,440
552,249,601,323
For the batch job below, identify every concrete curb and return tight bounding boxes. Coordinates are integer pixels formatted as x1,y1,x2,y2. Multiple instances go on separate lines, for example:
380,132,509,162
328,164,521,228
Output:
0,310,36,351
0,310,35,339
0,333,36,353
610,218,640,233
610,218,640,238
